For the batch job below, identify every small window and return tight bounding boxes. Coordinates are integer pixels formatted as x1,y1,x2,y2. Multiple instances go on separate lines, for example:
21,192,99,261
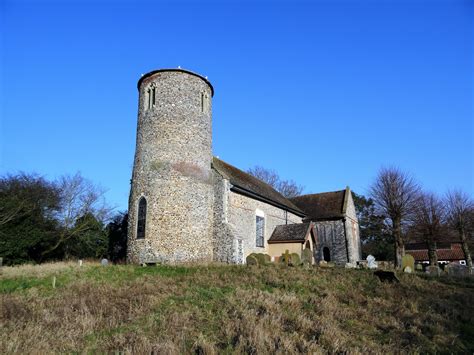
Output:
256,216,264,247
146,84,156,110
200,92,209,113
137,197,147,239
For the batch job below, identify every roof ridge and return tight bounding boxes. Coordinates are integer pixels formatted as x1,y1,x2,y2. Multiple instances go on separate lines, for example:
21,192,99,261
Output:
292,189,346,199
212,157,305,215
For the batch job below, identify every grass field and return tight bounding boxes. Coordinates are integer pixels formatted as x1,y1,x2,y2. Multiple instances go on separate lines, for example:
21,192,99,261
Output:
1,262,473,354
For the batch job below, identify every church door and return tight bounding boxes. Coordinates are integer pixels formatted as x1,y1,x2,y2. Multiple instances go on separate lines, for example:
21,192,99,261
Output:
323,247,331,262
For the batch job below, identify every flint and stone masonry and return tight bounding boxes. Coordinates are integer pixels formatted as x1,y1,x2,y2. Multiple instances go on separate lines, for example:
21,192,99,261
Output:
127,69,214,263
127,68,361,264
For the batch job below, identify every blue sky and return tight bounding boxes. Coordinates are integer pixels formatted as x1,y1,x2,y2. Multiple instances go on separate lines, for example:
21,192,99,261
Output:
1,0,473,211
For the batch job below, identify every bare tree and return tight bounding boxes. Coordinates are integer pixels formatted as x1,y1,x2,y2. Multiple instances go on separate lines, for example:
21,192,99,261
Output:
247,165,304,198
369,167,420,268
276,179,305,199
445,189,473,273
247,166,280,187
412,192,446,266
41,173,113,258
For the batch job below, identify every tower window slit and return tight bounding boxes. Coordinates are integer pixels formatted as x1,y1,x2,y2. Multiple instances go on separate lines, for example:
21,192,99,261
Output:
152,87,156,106
137,197,147,239
201,92,204,112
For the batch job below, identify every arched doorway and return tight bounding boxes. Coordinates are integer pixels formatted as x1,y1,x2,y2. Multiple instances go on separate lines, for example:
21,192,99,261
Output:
323,247,331,262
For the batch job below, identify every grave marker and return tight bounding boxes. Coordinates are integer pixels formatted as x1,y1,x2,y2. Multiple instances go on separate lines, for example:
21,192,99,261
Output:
367,255,378,269
402,254,415,273
426,265,440,276
445,263,467,277
284,250,290,267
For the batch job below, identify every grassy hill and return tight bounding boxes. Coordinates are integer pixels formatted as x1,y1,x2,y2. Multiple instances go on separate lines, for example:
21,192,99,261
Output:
1,262,473,353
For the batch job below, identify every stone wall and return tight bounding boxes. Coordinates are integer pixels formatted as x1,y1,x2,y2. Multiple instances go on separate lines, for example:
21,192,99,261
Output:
343,191,361,262
212,172,304,264
212,170,237,263
313,220,348,265
225,189,303,262
127,70,214,264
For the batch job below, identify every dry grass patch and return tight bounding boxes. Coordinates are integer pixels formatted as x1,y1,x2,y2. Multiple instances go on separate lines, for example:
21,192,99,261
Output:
0,260,97,278
1,263,473,353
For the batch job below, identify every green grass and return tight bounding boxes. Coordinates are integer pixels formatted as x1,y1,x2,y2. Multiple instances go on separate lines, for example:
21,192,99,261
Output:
0,272,75,294
1,263,473,353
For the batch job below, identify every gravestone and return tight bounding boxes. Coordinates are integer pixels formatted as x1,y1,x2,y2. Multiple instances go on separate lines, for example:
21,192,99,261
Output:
302,248,313,266
290,253,301,266
445,263,467,276
415,263,423,272
404,266,413,273
251,253,270,266
263,254,271,264
101,258,109,266
78,260,83,267
402,254,415,273
246,254,258,266
281,250,290,267
367,255,378,269
426,265,440,276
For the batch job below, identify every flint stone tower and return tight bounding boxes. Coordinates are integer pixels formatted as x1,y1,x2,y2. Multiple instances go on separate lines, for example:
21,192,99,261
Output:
127,69,214,263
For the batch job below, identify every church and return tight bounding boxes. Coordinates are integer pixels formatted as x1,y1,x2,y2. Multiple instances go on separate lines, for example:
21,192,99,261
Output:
127,68,361,265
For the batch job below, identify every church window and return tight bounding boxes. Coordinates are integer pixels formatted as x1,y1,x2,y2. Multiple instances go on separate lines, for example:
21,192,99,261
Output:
201,92,209,113
146,84,156,110
256,209,265,247
137,197,147,239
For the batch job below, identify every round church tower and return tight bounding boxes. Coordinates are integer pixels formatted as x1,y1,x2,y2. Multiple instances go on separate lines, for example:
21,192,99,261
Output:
127,69,214,263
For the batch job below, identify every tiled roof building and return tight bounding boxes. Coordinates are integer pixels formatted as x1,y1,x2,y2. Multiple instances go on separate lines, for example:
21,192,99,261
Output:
127,69,361,265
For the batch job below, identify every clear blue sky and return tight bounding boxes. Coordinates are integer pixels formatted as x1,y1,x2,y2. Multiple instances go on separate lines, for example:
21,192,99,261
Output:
1,0,473,211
